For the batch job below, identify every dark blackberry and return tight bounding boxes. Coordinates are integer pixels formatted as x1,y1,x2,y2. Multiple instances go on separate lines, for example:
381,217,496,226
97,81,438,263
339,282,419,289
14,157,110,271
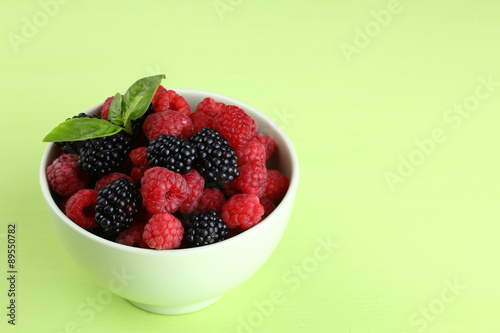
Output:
95,178,141,237
54,113,99,154
147,135,197,174
184,210,228,247
78,131,132,178
189,128,239,186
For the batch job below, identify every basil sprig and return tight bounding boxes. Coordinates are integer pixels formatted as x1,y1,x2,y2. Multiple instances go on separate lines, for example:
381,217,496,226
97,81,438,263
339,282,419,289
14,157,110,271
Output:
43,74,165,142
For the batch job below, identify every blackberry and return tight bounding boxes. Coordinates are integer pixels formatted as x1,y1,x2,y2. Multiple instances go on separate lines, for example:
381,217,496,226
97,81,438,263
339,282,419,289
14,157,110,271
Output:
189,128,239,186
147,135,197,174
78,131,132,178
185,210,228,247
95,178,141,237
55,113,99,154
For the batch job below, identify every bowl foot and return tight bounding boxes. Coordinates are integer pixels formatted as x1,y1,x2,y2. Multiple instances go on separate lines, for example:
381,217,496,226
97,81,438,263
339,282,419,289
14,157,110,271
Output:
127,296,222,315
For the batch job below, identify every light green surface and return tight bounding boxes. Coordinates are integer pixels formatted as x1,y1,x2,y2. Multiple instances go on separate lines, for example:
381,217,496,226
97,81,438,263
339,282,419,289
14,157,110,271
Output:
1,0,500,332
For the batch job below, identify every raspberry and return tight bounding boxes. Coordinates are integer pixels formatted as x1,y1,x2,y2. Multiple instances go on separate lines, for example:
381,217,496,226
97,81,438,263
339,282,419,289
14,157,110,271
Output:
152,89,191,117
143,213,184,250
190,111,214,134
263,169,289,204
140,167,187,214
221,194,264,230
233,162,267,197
95,178,141,236
129,147,148,166
130,164,149,182
142,110,193,141
213,105,257,149
255,132,276,163
223,180,241,198
95,172,134,192
189,128,239,186
54,113,100,154
147,135,197,174
128,147,149,182
78,131,132,178
153,85,167,101
184,210,228,247
99,96,114,120
179,170,205,214
196,188,226,214
65,189,98,229
195,97,225,117
235,138,266,166
46,153,89,197
259,197,276,219
116,221,148,248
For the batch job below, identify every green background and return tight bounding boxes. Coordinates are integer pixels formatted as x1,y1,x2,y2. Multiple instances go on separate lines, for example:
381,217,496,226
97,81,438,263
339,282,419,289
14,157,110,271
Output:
1,0,500,332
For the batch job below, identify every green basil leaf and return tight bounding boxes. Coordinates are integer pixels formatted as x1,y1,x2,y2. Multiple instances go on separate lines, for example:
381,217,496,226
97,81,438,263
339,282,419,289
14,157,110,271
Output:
123,95,143,123
43,118,123,142
122,74,165,122
108,93,123,126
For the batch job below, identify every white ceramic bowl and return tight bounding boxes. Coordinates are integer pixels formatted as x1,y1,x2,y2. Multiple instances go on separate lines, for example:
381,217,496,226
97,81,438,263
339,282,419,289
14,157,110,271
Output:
39,89,299,315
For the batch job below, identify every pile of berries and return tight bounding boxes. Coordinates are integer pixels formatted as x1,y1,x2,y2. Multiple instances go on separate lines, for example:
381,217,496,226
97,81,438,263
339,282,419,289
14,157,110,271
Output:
46,86,289,250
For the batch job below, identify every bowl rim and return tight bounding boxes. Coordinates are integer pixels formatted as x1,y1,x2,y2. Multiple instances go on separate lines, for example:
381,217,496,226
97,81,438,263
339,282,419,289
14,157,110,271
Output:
40,88,299,256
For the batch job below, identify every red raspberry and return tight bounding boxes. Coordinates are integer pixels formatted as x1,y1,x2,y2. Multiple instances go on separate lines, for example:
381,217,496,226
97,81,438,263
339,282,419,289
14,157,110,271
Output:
221,194,264,230
65,189,98,229
233,162,267,197
255,132,276,163
195,97,225,117
153,85,167,101
143,110,193,141
263,169,289,204
223,180,241,198
235,138,266,166
190,110,214,134
178,170,205,214
130,164,148,182
152,90,191,117
143,213,184,250
213,105,257,149
46,153,89,197
129,147,148,166
94,172,134,192
260,197,276,219
128,147,149,182
196,188,226,214
140,167,187,214
99,96,114,120
116,221,148,248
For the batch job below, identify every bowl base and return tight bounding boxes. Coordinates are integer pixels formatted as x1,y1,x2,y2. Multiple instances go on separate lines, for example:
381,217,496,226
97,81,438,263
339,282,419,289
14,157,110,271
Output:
127,296,222,315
